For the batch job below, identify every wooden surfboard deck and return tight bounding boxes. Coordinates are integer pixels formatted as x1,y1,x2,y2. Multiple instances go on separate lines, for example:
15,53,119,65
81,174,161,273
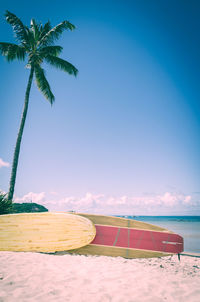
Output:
0,212,96,253
66,213,184,258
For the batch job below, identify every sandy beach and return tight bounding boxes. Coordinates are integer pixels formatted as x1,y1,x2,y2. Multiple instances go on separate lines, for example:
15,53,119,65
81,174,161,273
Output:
0,252,199,302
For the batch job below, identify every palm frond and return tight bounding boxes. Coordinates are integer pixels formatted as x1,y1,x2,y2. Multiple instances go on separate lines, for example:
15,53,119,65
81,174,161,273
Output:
34,64,55,104
30,19,41,42
26,27,36,50
39,20,75,46
45,55,78,76
0,42,26,61
5,11,29,44
38,21,51,42
39,45,63,57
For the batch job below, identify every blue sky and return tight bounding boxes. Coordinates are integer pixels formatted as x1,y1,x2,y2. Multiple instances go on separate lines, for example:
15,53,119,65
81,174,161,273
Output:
0,0,200,214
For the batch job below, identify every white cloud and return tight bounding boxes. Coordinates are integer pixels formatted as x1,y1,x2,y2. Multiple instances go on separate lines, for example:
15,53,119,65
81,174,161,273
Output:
0,158,10,168
14,192,46,204
183,195,192,204
13,191,199,215
158,192,180,207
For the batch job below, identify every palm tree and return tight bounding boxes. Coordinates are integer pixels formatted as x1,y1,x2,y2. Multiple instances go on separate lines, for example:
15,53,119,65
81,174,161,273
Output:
0,11,78,201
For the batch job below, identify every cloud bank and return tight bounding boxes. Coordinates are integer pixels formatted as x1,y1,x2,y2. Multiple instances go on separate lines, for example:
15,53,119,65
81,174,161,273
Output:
14,192,46,204
13,191,200,215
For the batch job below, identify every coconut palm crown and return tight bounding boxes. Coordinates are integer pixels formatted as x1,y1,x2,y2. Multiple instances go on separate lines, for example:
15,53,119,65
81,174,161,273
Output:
0,11,78,201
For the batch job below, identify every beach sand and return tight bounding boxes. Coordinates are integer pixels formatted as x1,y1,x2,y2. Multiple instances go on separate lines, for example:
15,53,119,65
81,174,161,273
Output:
0,252,199,302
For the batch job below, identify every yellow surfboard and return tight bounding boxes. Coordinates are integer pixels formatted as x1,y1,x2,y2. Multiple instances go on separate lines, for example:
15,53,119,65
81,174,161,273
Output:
0,212,96,253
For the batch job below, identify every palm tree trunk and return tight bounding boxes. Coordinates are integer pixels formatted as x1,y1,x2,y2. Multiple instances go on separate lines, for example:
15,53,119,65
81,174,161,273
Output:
8,67,34,201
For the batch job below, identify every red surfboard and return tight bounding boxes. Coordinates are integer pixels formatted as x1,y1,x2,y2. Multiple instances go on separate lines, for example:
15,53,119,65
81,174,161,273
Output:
92,225,183,254
67,214,184,258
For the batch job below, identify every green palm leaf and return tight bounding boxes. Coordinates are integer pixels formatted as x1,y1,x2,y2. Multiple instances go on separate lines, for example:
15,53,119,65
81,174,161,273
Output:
5,11,28,44
34,65,55,104
0,42,26,61
30,19,40,42
39,21,75,46
39,45,63,57
45,55,78,76
38,21,51,42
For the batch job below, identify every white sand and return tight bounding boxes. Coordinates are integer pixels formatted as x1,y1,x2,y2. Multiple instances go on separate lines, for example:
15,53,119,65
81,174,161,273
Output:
0,252,200,302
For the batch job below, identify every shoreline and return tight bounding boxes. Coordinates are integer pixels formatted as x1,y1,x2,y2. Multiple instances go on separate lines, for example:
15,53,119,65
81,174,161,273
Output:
180,252,200,258
0,251,200,302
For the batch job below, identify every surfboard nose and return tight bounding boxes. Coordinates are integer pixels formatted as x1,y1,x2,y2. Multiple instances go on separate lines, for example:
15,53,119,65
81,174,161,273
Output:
0,212,96,253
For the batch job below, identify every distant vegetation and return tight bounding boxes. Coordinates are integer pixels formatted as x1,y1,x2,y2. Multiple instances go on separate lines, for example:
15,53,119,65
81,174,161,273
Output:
0,191,48,214
11,203,48,213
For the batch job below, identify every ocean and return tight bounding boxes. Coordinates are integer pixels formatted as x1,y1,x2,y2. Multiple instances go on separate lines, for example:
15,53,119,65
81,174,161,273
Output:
118,216,200,253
